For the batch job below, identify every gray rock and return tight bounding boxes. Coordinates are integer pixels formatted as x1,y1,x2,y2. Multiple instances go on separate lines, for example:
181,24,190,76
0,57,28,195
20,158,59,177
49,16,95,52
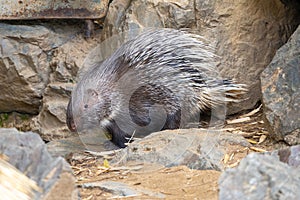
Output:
82,181,139,197
46,133,120,158
2,1,299,142
261,25,300,145
31,22,100,141
0,128,78,200
111,129,250,171
0,22,83,114
0,21,104,140
102,0,300,114
81,181,165,198
2,0,300,141
272,145,300,167
219,153,300,200
0,24,51,114
47,136,86,158
33,82,74,141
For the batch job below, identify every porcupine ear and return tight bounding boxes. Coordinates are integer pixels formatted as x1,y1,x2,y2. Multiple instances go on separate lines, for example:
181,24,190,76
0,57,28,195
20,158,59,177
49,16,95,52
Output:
87,89,99,97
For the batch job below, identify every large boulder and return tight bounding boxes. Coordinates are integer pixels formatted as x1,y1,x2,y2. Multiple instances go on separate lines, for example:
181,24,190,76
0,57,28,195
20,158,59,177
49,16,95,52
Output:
219,149,300,199
111,129,250,171
102,0,300,114
0,24,51,114
0,128,78,199
261,25,300,145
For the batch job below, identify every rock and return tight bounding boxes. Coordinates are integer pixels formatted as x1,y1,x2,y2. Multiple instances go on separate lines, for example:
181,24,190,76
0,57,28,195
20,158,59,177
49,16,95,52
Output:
261,25,300,145
47,136,87,158
0,24,51,114
0,21,101,140
0,128,78,199
0,158,41,200
33,82,74,141
2,0,300,141
82,181,140,197
111,129,250,170
32,22,103,141
47,134,121,158
272,145,300,167
102,0,300,114
1,1,299,143
81,181,165,198
219,152,300,200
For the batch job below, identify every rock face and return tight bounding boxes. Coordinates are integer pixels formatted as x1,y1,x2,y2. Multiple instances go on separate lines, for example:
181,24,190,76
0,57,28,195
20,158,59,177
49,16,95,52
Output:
219,150,300,200
0,24,50,114
0,128,78,199
111,129,250,171
31,22,102,141
0,1,299,141
0,22,101,140
102,0,300,114
261,25,300,145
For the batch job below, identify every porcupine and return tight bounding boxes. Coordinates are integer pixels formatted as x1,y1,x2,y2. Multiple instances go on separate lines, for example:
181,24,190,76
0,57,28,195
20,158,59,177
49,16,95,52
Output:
66,28,247,148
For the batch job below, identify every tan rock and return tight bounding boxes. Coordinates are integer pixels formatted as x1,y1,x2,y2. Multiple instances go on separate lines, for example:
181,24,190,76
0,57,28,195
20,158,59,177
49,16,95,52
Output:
102,0,300,114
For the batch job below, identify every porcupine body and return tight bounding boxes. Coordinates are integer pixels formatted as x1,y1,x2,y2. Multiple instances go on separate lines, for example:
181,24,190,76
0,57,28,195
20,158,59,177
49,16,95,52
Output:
66,28,247,148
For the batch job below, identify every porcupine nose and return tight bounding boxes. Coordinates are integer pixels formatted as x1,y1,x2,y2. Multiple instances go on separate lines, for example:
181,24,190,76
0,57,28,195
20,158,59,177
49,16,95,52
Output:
68,118,77,132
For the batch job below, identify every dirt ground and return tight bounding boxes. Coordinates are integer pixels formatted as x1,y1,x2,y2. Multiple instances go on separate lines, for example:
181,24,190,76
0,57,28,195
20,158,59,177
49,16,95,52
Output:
75,163,220,200
68,105,288,199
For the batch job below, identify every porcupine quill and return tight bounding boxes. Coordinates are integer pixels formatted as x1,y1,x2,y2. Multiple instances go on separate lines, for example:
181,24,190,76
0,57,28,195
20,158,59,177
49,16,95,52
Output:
66,28,247,148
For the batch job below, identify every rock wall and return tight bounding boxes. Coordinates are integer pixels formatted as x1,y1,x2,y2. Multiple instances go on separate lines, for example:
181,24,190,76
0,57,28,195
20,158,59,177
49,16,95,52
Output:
33,22,102,141
0,0,299,140
0,21,102,140
102,0,300,114
0,24,51,114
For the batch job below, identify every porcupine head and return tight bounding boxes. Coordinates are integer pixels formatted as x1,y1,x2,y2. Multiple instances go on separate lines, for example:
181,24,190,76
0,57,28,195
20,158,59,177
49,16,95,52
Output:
67,29,248,148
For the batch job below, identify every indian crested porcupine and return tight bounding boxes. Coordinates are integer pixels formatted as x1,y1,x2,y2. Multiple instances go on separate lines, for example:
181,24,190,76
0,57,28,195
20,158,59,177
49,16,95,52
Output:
66,28,247,148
